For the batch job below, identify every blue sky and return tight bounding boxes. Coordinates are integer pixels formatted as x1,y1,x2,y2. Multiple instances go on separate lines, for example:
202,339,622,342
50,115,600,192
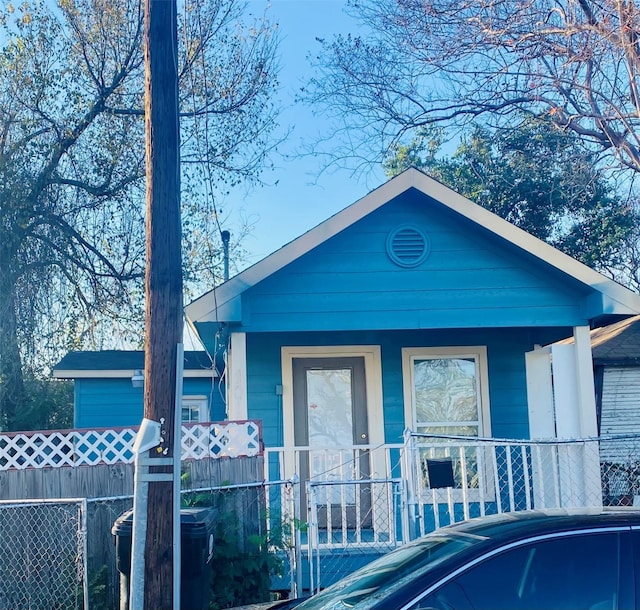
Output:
225,0,385,268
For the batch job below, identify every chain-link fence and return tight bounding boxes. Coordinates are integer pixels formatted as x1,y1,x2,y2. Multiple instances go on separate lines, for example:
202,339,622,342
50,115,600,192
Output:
403,433,640,537
85,496,133,609
0,498,88,610
306,478,402,593
600,434,640,505
0,484,289,610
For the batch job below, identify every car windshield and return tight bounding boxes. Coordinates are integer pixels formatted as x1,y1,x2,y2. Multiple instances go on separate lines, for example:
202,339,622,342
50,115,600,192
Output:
295,532,484,610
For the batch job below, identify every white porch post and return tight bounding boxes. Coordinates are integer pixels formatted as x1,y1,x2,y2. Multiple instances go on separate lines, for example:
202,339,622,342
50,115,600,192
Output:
525,346,557,508
572,325,602,507
525,327,602,508
228,332,248,420
525,346,555,439
549,326,601,507
573,325,598,438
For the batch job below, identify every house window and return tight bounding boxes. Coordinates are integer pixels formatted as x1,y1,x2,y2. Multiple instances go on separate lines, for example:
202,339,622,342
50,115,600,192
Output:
402,347,492,496
402,347,490,437
181,397,209,423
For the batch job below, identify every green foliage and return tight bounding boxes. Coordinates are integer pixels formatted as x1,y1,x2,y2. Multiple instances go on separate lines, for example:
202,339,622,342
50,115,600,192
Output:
87,564,110,610
0,0,280,430
208,512,281,610
384,120,639,277
10,378,73,431
181,488,285,610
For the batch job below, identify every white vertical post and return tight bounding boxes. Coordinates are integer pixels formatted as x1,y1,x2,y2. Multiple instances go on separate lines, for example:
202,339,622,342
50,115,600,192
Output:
229,332,248,420
550,342,582,506
173,343,184,610
130,419,162,610
573,325,602,507
525,346,556,508
573,326,598,437
525,346,555,438
549,327,601,508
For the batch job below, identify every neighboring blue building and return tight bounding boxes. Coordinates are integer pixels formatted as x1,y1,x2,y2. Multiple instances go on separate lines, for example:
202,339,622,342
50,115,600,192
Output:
53,350,224,428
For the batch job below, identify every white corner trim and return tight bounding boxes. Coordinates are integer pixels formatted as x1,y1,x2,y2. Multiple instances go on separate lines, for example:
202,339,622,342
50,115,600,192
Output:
228,332,248,420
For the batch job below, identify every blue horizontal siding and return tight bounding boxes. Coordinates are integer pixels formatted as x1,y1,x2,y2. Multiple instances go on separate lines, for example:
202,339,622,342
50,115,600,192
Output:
238,191,591,332
76,379,141,428
75,377,225,428
244,306,582,332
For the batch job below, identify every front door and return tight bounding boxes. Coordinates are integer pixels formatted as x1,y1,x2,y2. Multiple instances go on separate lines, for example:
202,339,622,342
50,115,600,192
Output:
292,357,371,528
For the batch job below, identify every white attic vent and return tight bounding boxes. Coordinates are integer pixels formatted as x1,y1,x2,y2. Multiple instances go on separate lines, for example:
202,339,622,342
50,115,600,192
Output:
386,225,430,268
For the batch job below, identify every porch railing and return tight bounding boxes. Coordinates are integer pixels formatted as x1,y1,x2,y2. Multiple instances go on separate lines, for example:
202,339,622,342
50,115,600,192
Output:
403,432,605,537
265,433,640,555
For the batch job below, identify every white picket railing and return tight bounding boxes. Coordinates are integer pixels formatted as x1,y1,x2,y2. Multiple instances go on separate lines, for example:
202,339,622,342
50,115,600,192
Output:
264,434,640,557
0,420,262,470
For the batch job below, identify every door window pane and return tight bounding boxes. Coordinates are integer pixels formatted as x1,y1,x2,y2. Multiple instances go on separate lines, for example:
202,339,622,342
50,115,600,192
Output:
307,368,353,447
307,368,355,503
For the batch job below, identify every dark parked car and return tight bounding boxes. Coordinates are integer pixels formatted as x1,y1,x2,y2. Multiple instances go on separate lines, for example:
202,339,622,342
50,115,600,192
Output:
282,508,640,610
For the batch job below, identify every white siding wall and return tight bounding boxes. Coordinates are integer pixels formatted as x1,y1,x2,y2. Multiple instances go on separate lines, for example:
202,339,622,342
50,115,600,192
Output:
600,367,640,462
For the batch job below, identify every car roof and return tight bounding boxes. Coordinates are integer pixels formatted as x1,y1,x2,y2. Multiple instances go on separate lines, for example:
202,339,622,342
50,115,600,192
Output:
432,507,640,543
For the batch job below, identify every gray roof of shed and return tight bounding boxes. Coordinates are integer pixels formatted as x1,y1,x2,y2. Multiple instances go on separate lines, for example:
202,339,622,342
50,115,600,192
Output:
53,350,216,378
590,315,640,363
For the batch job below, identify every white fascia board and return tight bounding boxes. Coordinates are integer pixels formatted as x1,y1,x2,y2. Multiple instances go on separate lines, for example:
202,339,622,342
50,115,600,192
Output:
583,291,640,318
185,168,640,324
53,369,216,379
188,295,242,325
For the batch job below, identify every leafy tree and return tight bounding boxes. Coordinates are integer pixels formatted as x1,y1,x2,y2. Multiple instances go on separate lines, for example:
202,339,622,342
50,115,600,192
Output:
304,0,640,175
0,0,279,430
384,120,639,282
12,378,73,431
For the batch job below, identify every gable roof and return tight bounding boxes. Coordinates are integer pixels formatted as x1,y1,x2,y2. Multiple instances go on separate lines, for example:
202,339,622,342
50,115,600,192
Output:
53,350,217,379
185,167,640,324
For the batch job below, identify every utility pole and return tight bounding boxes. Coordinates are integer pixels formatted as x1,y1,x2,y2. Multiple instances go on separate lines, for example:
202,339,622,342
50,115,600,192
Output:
142,0,181,608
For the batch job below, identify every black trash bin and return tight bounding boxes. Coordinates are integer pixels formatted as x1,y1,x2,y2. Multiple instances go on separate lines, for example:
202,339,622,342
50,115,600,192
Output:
112,508,216,610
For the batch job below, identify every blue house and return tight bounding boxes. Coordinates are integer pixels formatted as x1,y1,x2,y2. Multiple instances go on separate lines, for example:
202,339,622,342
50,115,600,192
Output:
184,168,640,557
185,167,640,451
53,350,224,428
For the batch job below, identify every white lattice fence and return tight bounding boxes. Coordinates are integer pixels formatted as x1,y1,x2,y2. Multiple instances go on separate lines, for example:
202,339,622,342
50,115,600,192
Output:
0,421,261,470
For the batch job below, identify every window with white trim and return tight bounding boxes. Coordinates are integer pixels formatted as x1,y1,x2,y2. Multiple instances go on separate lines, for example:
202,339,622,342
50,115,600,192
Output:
403,347,490,437
402,347,493,497
181,396,209,423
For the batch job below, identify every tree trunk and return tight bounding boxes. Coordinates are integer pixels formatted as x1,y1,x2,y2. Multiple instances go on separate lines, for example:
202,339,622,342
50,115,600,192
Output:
143,0,182,608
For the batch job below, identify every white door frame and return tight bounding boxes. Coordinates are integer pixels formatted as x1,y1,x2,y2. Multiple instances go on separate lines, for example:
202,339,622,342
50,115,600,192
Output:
281,345,384,479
